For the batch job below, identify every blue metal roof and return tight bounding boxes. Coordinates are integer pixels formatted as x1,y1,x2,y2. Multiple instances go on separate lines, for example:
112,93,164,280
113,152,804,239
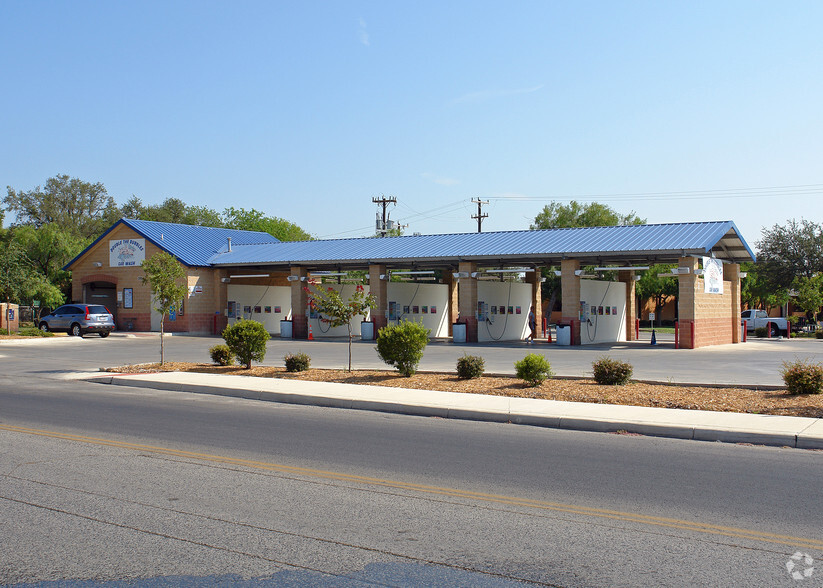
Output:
65,218,280,269
208,221,755,268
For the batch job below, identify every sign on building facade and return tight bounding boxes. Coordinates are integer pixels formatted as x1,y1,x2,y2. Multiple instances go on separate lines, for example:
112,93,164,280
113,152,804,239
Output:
109,239,146,267
703,257,723,294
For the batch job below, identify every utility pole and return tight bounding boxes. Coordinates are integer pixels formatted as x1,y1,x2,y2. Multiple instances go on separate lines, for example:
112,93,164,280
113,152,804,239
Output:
373,195,397,237
471,198,489,233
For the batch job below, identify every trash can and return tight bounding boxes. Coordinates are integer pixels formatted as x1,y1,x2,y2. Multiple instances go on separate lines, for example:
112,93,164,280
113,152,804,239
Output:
280,320,293,339
361,321,374,340
555,324,571,346
452,323,467,343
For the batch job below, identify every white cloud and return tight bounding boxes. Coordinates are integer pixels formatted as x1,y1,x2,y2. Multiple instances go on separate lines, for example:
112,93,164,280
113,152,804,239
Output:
422,172,460,186
452,84,545,105
358,17,369,46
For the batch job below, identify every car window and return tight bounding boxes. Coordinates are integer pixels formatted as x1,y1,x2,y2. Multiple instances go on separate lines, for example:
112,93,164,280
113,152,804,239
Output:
88,305,110,314
756,310,768,319
742,310,751,318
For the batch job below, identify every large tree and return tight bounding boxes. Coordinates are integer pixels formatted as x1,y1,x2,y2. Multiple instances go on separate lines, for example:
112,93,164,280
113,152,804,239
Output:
0,240,64,310
531,201,646,316
9,223,85,298
531,200,646,230
4,174,119,239
756,219,823,291
122,196,223,227
222,207,312,241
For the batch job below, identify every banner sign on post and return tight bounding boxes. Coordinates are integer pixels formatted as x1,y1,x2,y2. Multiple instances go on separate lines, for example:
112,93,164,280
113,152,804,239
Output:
703,257,723,294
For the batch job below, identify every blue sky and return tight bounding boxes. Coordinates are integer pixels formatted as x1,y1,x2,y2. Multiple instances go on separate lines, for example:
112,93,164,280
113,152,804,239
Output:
2,1,822,246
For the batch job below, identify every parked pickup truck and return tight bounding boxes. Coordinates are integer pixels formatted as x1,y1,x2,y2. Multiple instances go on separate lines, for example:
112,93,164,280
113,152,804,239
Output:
741,309,789,337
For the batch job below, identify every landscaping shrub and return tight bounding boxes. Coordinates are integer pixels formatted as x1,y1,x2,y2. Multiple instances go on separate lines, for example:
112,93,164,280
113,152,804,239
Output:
222,319,270,369
456,354,485,379
376,320,430,377
816,331,823,340
754,326,768,338
592,357,633,386
514,353,553,387
781,359,823,395
285,351,311,372
19,326,53,337
209,344,234,366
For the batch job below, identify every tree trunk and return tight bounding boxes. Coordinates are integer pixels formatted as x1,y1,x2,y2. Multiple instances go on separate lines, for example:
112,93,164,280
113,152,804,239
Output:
160,316,165,366
347,324,353,372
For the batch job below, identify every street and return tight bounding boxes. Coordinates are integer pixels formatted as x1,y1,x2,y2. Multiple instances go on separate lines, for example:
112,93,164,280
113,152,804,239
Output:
1,336,822,586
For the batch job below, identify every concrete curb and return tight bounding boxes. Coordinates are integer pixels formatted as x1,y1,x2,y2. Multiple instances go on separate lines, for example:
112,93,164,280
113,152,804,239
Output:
87,372,823,449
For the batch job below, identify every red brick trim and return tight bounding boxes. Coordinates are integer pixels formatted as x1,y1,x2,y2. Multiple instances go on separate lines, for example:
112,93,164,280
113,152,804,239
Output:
81,274,119,285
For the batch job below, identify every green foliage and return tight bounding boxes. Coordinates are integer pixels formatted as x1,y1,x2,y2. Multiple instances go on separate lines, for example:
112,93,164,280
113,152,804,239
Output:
792,275,823,319
222,319,270,369
4,174,119,240
284,351,311,372
304,283,376,371
740,262,790,310
636,264,678,320
456,354,485,379
9,223,85,298
592,357,633,385
781,359,823,395
122,196,223,227
0,240,64,307
757,219,823,291
816,331,823,340
754,326,768,338
140,252,188,365
222,207,312,241
209,344,234,366
376,320,430,377
531,200,645,230
18,326,54,337
514,353,554,387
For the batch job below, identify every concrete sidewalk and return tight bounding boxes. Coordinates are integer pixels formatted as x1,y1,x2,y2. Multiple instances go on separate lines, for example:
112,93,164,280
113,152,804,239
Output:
87,370,823,450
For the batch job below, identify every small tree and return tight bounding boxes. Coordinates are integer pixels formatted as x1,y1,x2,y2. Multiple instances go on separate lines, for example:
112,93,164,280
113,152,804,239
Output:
792,275,823,325
376,320,430,376
222,319,270,369
140,252,187,365
303,284,376,371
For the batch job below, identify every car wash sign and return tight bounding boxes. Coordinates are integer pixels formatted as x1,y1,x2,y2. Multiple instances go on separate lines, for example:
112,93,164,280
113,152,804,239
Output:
109,238,146,267
703,257,723,294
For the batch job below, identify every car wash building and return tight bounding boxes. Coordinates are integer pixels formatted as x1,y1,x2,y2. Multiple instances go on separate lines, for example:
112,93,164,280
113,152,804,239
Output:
66,218,755,349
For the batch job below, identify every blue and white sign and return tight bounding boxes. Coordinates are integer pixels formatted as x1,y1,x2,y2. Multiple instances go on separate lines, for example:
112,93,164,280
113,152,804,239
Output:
109,238,146,267
703,257,723,294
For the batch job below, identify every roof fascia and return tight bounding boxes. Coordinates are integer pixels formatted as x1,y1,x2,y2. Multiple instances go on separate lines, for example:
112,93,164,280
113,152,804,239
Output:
63,219,126,271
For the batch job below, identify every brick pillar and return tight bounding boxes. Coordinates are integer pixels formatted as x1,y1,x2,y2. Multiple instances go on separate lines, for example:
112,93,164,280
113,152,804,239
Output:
291,266,309,339
560,259,581,345
369,264,388,335
213,268,229,334
728,263,741,343
526,267,543,338
458,261,478,342
445,270,459,337
619,270,637,341
678,257,699,348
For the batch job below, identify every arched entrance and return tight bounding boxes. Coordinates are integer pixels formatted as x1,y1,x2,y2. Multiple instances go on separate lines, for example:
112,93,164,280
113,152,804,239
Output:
83,280,118,323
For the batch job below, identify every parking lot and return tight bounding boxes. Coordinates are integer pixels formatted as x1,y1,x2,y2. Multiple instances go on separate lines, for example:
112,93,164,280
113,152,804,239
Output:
4,332,822,388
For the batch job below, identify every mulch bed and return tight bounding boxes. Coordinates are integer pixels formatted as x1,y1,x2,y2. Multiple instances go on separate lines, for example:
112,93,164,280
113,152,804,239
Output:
104,362,823,418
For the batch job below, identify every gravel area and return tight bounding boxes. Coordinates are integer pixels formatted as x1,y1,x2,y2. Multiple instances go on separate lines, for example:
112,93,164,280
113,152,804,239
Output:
105,362,823,419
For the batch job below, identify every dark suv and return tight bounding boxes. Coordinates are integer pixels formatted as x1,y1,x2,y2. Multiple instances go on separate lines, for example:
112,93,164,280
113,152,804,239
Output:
39,304,115,337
